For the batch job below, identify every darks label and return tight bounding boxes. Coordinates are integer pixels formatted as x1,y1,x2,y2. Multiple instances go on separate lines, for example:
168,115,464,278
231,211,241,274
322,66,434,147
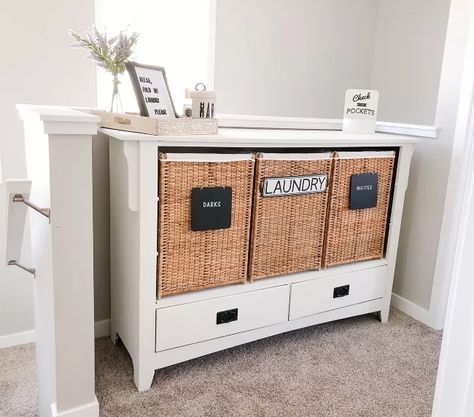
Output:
191,187,232,231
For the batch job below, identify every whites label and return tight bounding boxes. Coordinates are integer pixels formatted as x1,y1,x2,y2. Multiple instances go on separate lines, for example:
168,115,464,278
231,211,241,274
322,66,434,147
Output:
262,175,328,197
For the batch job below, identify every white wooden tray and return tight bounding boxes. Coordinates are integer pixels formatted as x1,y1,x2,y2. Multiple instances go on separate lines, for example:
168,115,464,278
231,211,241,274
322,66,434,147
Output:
94,111,218,136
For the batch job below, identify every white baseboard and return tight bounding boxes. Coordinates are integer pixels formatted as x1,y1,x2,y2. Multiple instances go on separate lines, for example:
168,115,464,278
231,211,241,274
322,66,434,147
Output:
51,397,99,417
391,293,433,327
0,319,111,349
94,319,111,338
0,329,35,349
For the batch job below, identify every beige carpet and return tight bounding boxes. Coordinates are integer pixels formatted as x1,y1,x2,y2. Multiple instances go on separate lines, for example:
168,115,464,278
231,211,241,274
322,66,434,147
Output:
1,309,442,417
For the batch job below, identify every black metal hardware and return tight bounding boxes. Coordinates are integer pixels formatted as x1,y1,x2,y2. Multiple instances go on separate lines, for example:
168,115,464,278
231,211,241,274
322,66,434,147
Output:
333,285,350,298
216,308,238,325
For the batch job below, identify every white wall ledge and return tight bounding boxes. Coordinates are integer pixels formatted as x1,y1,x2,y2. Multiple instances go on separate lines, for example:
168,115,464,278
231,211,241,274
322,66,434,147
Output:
16,104,99,135
216,114,439,139
15,106,436,139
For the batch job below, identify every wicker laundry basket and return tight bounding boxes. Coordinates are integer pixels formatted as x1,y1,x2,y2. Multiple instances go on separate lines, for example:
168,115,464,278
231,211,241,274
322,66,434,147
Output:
249,153,332,280
323,151,396,268
158,153,254,297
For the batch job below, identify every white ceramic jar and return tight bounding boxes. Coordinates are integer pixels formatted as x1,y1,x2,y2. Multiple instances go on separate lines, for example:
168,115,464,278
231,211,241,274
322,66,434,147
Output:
190,83,216,119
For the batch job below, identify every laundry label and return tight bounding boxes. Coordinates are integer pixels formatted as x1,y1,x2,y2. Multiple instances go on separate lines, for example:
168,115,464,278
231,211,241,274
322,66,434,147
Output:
262,175,328,197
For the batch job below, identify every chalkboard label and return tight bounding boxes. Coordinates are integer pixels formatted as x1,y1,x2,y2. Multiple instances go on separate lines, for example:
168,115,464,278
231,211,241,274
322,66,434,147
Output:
350,173,378,209
191,187,232,231
262,175,328,197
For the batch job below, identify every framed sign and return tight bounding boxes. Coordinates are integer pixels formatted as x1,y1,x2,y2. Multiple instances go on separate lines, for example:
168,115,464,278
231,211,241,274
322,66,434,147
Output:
126,61,177,118
262,174,328,197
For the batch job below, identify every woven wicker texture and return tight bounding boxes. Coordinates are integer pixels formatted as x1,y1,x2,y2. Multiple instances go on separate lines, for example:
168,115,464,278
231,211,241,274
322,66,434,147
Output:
158,154,254,297
249,155,332,280
323,153,395,268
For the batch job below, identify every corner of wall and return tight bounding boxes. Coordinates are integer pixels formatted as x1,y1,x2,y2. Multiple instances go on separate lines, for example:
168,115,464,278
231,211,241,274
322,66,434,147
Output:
391,293,436,329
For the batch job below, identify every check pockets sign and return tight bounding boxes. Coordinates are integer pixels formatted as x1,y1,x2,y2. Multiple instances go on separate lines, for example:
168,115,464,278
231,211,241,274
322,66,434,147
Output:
343,89,379,134
262,175,328,197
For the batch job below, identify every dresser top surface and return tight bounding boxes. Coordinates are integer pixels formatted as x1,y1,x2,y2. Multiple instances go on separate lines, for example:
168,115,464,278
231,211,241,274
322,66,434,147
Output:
101,127,423,147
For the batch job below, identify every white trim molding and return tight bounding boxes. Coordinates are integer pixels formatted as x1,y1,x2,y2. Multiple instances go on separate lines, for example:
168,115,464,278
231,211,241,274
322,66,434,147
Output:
0,319,112,349
432,1,474,415
0,329,35,349
390,293,431,326
432,90,474,416
94,319,111,339
426,0,474,331
51,399,99,417
17,104,98,417
216,114,439,138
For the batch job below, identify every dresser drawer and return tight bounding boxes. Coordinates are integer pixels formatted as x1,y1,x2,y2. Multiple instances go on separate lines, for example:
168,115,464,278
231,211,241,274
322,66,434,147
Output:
155,285,290,351
289,267,386,320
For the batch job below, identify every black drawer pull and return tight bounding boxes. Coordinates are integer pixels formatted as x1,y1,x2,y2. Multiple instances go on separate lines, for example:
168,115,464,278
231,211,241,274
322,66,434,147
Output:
216,308,238,325
333,285,350,298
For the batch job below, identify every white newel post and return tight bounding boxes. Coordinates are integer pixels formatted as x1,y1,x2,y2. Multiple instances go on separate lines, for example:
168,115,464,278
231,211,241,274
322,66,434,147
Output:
15,105,100,417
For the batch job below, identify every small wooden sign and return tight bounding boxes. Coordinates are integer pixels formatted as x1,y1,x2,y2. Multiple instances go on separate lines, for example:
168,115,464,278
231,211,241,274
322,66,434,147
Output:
343,89,379,134
350,173,378,209
262,175,328,197
191,187,232,231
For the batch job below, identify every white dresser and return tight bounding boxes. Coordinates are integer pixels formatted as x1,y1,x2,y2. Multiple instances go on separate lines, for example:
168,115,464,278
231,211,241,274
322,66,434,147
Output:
104,127,419,391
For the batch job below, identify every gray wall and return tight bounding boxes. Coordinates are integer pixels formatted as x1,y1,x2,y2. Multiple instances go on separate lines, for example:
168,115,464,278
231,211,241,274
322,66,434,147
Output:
92,133,111,325
372,0,451,308
371,0,450,125
0,0,97,340
215,0,378,118
215,0,449,126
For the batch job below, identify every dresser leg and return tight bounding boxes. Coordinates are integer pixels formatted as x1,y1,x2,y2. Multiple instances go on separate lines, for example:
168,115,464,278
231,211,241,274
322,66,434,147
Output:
134,366,155,392
378,308,389,323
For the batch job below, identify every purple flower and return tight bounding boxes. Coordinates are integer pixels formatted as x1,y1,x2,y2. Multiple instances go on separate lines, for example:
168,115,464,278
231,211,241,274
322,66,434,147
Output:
69,26,139,76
